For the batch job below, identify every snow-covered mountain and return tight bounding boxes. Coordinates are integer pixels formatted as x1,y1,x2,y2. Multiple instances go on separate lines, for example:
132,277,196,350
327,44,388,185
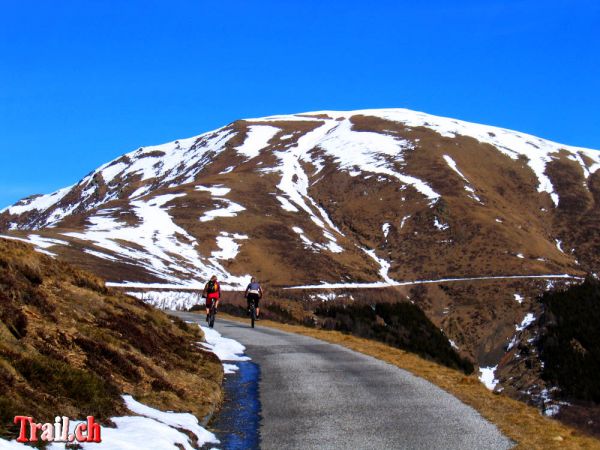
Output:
2,109,598,285
2,108,600,414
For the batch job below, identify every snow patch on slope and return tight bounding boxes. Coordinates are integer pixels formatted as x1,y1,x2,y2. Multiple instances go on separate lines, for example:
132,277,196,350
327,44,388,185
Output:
516,313,536,331
443,155,468,181
292,227,343,253
443,155,482,203
5,185,73,216
118,130,233,184
63,194,249,287
433,217,449,231
196,185,231,197
273,121,339,229
400,215,411,229
130,186,151,198
196,184,245,222
271,121,347,252
84,248,119,261
382,223,390,238
361,247,395,283
276,195,300,212
64,194,197,280
507,313,537,351
318,119,440,204
199,200,245,222
236,125,280,158
101,162,128,184
212,232,248,260
0,234,69,257
479,366,499,390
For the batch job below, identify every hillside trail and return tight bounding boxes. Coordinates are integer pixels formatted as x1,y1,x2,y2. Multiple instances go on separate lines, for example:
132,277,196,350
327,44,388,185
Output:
171,312,513,450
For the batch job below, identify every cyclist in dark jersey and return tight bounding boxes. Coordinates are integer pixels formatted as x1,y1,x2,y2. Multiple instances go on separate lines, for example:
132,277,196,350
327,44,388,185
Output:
245,277,263,319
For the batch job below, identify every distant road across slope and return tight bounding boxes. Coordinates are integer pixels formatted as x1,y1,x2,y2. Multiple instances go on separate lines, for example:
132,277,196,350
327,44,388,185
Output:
284,273,582,290
107,273,581,291
172,312,513,450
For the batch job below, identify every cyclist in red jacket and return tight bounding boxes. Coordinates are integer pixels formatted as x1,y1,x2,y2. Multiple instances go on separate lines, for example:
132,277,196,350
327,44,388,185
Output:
203,275,221,322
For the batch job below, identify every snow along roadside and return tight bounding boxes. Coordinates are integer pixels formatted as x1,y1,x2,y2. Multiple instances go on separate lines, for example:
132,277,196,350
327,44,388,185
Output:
0,396,219,450
197,324,251,374
0,325,251,449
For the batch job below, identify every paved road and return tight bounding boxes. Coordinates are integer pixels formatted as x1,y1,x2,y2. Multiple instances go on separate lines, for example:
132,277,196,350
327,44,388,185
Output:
172,312,513,450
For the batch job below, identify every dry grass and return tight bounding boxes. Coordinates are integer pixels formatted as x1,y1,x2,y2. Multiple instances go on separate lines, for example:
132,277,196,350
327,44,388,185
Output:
219,313,600,449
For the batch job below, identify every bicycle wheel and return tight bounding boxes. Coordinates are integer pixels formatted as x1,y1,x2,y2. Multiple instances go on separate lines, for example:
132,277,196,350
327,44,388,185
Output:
209,307,216,328
250,304,255,328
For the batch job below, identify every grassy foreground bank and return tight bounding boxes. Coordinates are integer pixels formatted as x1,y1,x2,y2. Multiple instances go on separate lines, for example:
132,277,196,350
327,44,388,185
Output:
0,238,223,441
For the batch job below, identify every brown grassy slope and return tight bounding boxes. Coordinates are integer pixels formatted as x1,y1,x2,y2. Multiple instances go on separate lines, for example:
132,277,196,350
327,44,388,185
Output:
217,313,600,450
0,238,223,439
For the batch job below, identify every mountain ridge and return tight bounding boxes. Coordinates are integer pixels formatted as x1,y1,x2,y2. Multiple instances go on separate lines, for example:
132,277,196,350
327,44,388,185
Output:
3,108,599,231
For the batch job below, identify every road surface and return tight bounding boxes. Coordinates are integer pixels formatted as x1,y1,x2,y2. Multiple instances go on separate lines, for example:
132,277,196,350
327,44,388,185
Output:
172,312,513,450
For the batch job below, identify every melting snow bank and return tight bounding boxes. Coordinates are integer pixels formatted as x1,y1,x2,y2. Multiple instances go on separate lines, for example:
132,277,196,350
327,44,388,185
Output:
199,325,250,374
211,232,248,259
479,366,499,390
516,313,536,331
0,234,68,257
108,282,203,289
361,248,395,284
127,291,202,310
0,396,219,450
121,396,217,445
507,313,537,351
107,281,241,291
285,273,583,290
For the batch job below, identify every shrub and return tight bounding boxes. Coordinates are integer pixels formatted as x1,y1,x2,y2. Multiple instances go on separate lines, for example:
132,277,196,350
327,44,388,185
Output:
14,355,120,417
315,301,474,374
538,278,600,402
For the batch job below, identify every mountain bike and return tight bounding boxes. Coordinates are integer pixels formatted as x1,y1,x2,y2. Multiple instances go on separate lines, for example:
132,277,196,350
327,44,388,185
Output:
207,300,217,329
248,297,257,328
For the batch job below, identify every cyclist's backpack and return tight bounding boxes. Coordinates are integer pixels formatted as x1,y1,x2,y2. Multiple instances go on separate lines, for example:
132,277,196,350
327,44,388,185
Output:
207,280,218,293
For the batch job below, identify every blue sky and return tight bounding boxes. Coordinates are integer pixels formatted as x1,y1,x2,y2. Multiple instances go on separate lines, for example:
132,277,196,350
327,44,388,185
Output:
1,0,599,208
